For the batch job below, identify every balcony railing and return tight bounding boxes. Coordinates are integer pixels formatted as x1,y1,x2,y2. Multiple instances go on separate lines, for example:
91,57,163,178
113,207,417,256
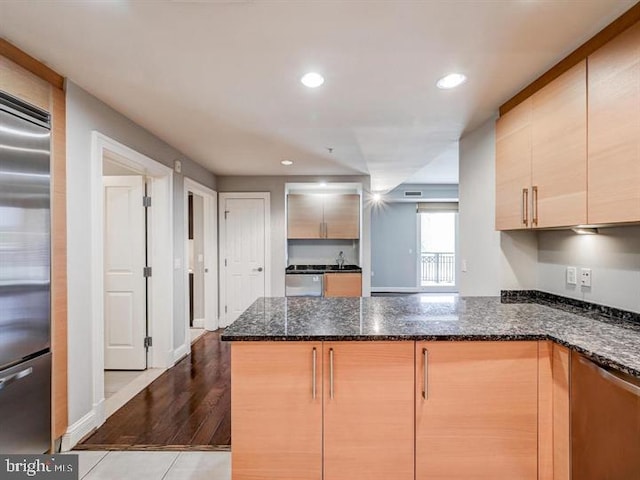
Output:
420,252,455,285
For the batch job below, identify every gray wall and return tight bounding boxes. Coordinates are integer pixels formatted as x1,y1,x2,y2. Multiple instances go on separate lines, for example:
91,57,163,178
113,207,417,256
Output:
458,118,537,296
216,175,372,296
538,227,640,312
66,81,216,426
371,203,418,289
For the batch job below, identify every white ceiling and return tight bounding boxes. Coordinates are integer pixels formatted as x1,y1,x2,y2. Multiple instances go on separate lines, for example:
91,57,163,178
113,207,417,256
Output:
0,0,635,191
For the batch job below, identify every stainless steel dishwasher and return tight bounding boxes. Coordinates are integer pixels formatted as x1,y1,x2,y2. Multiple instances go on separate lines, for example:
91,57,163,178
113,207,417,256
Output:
571,353,640,479
285,273,323,297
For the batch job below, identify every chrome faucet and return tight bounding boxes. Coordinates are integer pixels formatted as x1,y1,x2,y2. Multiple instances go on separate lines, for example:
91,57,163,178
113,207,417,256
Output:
336,251,345,269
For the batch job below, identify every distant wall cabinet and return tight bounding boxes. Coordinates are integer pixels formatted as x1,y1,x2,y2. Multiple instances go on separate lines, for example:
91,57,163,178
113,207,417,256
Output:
416,341,539,479
496,61,587,230
231,341,414,480
288,194,359,239
588,21,640,224
324,273,362,297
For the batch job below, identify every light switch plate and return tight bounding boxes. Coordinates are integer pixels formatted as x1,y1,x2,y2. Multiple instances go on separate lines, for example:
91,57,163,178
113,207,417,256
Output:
566,266,577,285
580,268,592,287
174,160,182,173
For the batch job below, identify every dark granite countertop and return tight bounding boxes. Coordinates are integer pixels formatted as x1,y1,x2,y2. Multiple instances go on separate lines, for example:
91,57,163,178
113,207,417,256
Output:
221,296,640,378
286,264,362,274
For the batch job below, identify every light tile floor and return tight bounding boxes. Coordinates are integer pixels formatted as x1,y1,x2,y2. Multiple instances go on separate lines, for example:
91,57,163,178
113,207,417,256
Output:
74,451,231,480
190,327,205,344
104,369,166,418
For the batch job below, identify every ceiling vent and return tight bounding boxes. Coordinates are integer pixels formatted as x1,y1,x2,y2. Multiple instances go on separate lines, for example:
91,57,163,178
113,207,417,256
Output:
404,191,423,198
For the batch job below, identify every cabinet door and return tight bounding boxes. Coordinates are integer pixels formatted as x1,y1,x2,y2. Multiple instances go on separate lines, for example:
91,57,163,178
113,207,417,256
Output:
495,97,532,230
324,342,414,480
323,194,360,239
288,194,324,239
531,60,587,228
231,342,322,480
324,273,362,297
416,341,538,480
588,22,640,224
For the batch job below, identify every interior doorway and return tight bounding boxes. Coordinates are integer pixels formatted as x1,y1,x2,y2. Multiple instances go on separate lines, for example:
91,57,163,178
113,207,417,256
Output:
218,192,270,327
87,132,174,433
183,178,218,347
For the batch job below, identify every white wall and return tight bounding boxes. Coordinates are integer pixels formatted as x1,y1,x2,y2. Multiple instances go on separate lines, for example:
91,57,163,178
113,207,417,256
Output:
216,175,372,296
288,239,359,266
458,118,537,296
538,227,640,312
66,81,216,427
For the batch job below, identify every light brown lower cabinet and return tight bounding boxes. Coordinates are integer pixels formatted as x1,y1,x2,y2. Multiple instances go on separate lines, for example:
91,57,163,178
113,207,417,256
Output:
415,341,539,479
324,273,362,297
323,342,414,480
232,340,570,480
231,342,323,480
231,341,413,480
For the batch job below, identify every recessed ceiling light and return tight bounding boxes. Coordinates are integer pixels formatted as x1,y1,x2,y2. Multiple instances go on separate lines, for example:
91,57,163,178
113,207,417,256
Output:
281,160,293,166
301,72,324,88
436,73,467,89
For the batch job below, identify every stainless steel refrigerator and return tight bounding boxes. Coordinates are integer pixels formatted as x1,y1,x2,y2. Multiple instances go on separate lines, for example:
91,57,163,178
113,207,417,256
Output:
0,91,52,453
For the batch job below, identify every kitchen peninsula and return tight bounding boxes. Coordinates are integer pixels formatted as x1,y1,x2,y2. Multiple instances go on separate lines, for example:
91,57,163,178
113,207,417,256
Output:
222,295,640,480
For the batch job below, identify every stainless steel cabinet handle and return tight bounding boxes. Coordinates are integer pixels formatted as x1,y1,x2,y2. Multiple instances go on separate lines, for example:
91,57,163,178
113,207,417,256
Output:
329,348,335,399
312,347,317,399
0,367,33,391
319,223,323,238
323,222,328,238
422,348,429,400
522,188,529,226
578,356,640,397
532,185,538,226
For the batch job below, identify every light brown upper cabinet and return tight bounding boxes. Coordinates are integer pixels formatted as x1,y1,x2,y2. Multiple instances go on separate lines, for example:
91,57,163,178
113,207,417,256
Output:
496,97,532,230
415,341,539,479
288,194,360,239
495,61,587,230
588,22,640,224
531,60,587,228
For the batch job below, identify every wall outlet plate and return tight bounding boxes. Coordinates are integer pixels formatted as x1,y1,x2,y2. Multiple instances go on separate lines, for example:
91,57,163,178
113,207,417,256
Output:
566,266,577,285
580,268,592,287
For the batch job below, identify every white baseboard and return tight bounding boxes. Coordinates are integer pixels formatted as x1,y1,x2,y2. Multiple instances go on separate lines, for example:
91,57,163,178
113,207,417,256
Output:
61,399,104,451
173,342,190,363
371,287,421,293
192,318,204,329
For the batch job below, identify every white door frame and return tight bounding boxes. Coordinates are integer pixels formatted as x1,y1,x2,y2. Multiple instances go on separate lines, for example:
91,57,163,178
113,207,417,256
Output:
183,178,218,341
89,132,174,427
218,192,271,327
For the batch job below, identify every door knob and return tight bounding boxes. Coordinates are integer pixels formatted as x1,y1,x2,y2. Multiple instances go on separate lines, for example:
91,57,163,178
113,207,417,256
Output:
253,267,263,272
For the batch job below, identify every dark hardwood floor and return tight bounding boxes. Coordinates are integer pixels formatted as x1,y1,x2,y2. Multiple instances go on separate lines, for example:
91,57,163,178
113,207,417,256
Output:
76,330,231,451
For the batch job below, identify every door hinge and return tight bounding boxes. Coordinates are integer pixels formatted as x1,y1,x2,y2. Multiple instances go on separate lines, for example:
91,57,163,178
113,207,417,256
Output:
143,266,152,277
144,336,153,349
224,210,230,219
224,258,227,267
225,305,228,314
143,196,151,207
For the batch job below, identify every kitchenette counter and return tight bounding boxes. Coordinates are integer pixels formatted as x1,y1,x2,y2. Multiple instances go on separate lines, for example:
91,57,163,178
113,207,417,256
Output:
221,295,640,377
285,264,362,273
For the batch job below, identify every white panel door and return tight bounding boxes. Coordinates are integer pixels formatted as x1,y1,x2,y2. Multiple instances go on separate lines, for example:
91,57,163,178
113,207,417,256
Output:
223,197,266,325
103,176,146,370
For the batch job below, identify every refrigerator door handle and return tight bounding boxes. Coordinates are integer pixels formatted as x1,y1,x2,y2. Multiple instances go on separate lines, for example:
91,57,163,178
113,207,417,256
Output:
0,367,33,391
